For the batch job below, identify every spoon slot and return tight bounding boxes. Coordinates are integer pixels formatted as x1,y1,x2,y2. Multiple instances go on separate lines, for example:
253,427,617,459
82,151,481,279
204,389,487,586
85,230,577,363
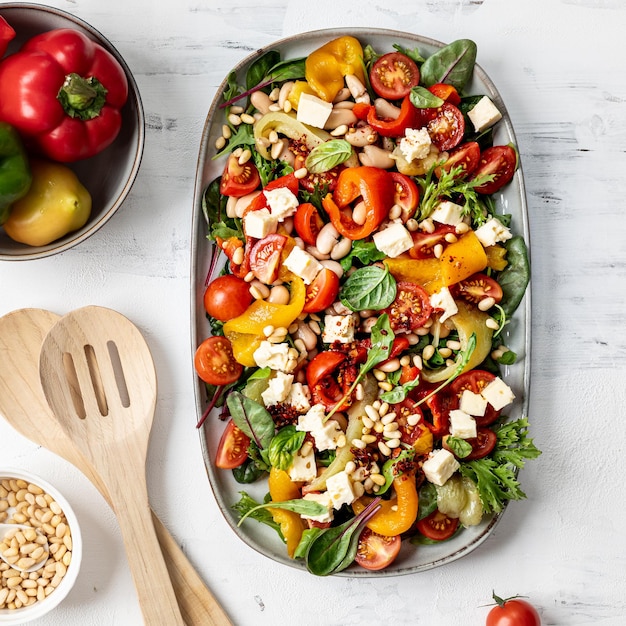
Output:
84,343,109,416
62,351,87,419
107,340,131,408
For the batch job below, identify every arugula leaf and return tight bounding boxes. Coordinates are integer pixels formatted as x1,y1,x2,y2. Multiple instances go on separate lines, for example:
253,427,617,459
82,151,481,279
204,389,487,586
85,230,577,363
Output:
305,139,354,174
392,43,426,64
237,498,326,527
459,417,541,514
267,426,306,471
339,240,387,273
212,123,256,160
379,372,421,404
339,265,397,312
231,492,281,534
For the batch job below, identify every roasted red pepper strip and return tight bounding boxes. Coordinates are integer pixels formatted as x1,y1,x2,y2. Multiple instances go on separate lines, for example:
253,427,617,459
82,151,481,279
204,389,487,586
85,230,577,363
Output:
367,95,421,138
322,166,395,240
0,28,128,162
0,16,16,58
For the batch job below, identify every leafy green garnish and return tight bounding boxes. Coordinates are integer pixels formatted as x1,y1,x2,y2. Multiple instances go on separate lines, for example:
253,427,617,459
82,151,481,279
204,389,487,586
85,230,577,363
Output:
339,265,397,312
305,139,354,174
237,498,326,527
409,86,444,109
392,43,426,64
267,426,306,471
446,436,473,459
420,39,477,90
459,417,541,514
232,492,281,534
378,449,415,495
498,235,530,317
227,392,275,462
213,123,256,160
339,240,387,273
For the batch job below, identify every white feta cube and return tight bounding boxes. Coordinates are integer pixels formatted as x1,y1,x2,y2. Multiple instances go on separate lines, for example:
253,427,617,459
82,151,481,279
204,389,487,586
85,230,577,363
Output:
296,93,333,128
422,449,460,486
283,246,323,284
264,187,299,221
467,96,502,133
429,286,458,323
449,409,478,439
474,217,513,247
301,492,334,523
372,222,414,258
481,377,515,410
243,207,277,239
325,471,356,510
312,420,344,452
285,382,311,414
297,404,326,435
253,341,296,373
288,447,318,483
459,389,488,417
399,127,432,162
322,314,356,344
261,371,294,406
430,200,465,226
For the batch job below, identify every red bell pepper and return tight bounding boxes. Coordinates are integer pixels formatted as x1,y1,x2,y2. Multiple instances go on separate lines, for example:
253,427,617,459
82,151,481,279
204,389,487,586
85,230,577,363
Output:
366,95,421,138
0,16,16,58
322,166,394,240
0,28,128,162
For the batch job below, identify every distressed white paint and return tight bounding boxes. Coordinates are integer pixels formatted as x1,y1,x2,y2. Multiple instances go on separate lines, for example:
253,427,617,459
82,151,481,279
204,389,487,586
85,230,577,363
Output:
1,0,625,624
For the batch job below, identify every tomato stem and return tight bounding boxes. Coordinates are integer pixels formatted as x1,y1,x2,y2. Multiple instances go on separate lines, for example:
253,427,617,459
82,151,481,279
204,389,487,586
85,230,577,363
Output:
196,385,225,428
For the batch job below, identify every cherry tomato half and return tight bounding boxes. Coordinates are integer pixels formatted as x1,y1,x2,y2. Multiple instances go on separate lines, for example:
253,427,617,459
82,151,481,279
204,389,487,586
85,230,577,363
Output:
204,274,253,322
416,510,459,541
249,233,288,284
435,141,481,179
303,267,340,314
393,397,425,446
219,154,261,197
409,224,457,259
452,272,503,307
215,419,251,469
384,281,433,332
473,145,517,195
194,336,243,386
426,102,465,151
486,595,541,626
445,426,497,461
306,351,346,387
293,202,324,246
389,172,420,222
355,528,402,571
449,370,501,427
370,52,420,100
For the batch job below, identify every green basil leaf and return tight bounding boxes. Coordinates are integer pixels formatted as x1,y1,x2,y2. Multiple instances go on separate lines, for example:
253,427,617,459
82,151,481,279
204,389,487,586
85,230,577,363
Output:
305,139,354,174
409,86,444,109
420,39,477,91
339,240,387,273
227,391,275,451
498,235,530,317
339,265,397,311
446,436,472,459
267,426,306,471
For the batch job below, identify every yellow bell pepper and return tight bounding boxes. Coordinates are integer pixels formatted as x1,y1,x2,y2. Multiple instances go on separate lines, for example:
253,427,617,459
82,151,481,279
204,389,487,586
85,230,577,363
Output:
412,423,434,456
485,244,508,271
3,159,91,247
223,277,306,366
268,467,306,558
286,81,317,110
385,231,488,294
421,300,494,383
352,473,419,537
305,36,366,102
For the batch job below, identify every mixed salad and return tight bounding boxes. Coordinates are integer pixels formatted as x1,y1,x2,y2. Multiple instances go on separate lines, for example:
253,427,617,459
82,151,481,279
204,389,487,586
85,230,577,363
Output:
195,35,540,575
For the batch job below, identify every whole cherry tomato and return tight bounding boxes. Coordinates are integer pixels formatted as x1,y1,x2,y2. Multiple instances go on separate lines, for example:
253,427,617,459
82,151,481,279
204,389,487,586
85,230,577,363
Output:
486,592,541,626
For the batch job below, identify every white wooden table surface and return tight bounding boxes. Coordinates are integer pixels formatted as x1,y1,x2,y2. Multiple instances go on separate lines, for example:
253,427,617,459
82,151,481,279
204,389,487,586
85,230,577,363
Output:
1,0,625,624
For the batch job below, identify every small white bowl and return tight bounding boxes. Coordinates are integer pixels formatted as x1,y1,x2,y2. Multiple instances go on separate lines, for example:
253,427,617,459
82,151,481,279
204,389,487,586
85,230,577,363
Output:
0,3,145,260
0,468,82,624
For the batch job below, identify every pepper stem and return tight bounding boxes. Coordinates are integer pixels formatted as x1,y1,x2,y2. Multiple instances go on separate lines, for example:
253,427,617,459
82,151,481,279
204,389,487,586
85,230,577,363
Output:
57,73,108,121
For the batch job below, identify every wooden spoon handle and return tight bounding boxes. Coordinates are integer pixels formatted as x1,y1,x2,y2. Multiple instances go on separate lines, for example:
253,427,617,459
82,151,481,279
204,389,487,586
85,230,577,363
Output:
152,514,232,626
108,478,185,626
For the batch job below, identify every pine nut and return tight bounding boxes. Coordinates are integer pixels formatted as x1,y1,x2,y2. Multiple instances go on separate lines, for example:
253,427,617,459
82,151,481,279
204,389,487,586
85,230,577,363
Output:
378,441,392,456
479,296,496,311
486,318,500,330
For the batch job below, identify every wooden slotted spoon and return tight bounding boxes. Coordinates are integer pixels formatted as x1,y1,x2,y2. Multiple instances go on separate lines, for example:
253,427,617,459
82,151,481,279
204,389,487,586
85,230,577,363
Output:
38,305,185,626
0,308,232,625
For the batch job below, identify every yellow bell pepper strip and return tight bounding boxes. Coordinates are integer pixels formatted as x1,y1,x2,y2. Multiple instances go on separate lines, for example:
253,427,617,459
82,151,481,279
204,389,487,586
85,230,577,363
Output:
3,159,91,247
305,36,365,103
286,81,318,110
352,473,419,537
253,111,332,160
268,467,306,558
322,166,395,240
385,230,488,294
421,300,494,383
223,276,306,366
485,244,508,271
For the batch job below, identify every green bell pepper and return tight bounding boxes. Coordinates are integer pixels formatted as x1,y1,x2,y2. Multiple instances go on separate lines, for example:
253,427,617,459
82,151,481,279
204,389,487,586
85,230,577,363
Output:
0,122,32,225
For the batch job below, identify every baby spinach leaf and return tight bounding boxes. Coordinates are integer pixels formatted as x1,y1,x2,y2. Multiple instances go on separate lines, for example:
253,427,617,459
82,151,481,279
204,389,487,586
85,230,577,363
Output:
420,39,477,91
246,50,281,90
339,265,397,311
267,426,306,471
498,236,530,317
293,527,324,559
417,482,439,520
305,139,354,174
305,498,382,576
232,458,266,484
227,391,275,452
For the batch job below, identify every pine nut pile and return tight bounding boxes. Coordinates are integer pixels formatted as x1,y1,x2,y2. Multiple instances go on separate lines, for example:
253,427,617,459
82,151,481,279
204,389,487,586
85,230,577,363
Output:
0,477,73,611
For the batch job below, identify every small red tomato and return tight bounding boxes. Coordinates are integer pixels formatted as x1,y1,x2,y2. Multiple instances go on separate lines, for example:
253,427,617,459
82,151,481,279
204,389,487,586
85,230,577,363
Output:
486,592,541,626
204,274,253,322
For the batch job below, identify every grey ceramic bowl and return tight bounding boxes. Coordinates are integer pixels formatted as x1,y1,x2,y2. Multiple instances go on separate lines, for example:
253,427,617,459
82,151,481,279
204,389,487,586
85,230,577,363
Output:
0,3,144,261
